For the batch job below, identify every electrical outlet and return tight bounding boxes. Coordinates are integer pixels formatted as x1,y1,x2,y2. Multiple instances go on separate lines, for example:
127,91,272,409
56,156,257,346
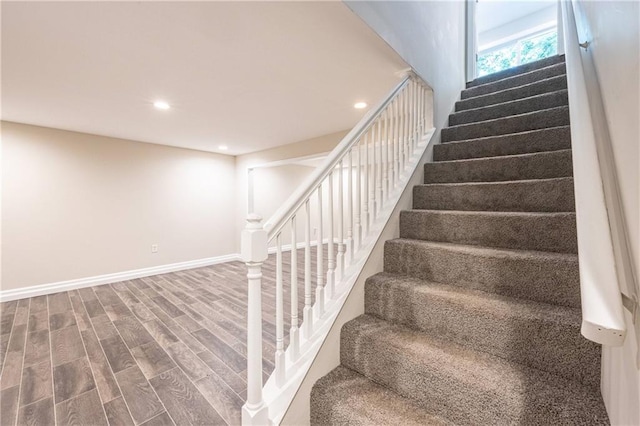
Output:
151,244,158,253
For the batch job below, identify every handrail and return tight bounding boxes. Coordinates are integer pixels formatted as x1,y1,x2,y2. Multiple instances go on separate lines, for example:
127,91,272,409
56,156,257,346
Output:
240,71,434,425
560,0,626,346
263,74,415,240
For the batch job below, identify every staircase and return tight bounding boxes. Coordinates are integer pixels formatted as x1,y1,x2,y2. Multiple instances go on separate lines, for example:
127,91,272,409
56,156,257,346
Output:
310,56,610,424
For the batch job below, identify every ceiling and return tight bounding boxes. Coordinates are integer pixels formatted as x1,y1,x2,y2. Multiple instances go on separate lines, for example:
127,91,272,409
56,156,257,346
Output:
1,2,408,155
477,0,556,33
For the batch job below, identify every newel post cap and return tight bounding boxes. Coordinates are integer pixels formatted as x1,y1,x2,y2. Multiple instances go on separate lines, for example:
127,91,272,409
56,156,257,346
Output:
241,214,268,263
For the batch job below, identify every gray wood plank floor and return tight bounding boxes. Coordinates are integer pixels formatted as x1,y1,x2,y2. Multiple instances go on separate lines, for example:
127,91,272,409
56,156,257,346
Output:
0,247,326,425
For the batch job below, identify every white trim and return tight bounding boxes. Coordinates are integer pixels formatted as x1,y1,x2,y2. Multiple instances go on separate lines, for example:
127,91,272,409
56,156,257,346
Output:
0,253,241,302
466,0,478,82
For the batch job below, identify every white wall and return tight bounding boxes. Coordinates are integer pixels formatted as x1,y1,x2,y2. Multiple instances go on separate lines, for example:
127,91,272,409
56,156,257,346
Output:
345,1,466,135
253,164,316,231
569,1,640,424
1,121,237,292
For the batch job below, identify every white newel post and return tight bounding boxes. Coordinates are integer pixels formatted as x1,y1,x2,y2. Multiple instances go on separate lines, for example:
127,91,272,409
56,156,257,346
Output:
241,214,269,426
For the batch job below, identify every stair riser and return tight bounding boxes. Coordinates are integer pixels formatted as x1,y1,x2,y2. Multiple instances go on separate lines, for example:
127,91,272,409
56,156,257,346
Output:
458,75,567,111
413,179,576,212
449,90,568,126
384,240,581,307
365,277,600,388
433,127,571,161
340,318,607,425
399,211,577,253
424,149,573,184
466,55,565,88
442,106,569,142
462,63,567,99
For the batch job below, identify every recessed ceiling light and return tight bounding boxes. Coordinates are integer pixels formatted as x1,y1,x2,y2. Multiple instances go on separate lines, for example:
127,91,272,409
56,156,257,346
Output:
354,102,367,109
218,145,228,151
153,100,170,110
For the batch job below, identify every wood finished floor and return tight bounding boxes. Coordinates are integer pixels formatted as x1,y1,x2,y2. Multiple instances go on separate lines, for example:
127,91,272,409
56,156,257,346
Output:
0,247,326,425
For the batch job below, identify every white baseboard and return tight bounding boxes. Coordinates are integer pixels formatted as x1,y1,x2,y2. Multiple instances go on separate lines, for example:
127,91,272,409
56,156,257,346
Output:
0,253,241,302
0,239,340,302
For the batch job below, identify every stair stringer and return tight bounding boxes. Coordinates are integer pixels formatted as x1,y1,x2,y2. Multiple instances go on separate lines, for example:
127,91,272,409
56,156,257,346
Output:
275,131,437,425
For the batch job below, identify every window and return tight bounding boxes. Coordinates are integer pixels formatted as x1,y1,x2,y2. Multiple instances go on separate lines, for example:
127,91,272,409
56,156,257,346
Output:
477,30,558,77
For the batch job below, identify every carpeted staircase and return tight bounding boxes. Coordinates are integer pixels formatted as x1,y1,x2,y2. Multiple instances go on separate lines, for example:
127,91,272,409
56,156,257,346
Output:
310,55,610,425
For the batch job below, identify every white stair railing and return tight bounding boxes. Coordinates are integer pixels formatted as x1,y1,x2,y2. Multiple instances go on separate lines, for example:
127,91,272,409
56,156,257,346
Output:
240,73,434,425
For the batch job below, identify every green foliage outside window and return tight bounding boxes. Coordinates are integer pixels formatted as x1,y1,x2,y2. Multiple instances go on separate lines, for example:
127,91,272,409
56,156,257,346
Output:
477,31,558,77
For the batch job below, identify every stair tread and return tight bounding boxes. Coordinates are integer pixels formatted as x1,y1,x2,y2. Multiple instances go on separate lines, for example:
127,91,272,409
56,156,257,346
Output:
468,62,566,92
442,105,570,142
439,125,570,145
431,147,572,165
452,89,568,115
341,315,608,424
434,126,571,161
466,55,565,88
384,238,580,307
399,209,577,253
445,105,569,132
404,208,575,217
416,176,573,187
367,271,580,325
424,148,573,184
386,238,577,261
460,74,567,107
463,62,567,99
449,89,568,126
311,366,452,426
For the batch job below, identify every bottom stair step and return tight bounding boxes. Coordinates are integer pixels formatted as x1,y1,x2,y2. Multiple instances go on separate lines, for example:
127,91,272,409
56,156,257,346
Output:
310,366,452,426
340,315,609,425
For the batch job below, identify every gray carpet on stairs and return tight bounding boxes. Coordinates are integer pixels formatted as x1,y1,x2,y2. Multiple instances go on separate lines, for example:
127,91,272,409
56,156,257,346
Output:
457,75,568,111
433,126,571,161
310,55,609,425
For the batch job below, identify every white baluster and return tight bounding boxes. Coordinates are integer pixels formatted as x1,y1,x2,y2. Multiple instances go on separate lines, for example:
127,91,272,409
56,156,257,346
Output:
375,118,382,214
303,200,313,339
382,109,389,202
355,142,362,251
327,172,335,299
371,117,382,221
414,81,419,150
362,132,369,237
404,86,410,168
393,97,399,187
337,159,345,281
316,185,325,318
413,82,418,150
346,152,353,264
399,90,405,173
289,215,299,361
241,214,269,425
418,83,423,140
370,126,377,223
410,81,416,153
275,234,285,387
